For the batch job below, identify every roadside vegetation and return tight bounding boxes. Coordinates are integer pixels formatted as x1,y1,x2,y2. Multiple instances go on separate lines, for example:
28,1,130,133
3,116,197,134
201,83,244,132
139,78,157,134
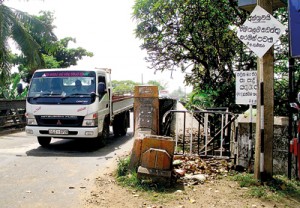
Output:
116,156,182,203
115,156,300,205
133,0,300,116
1,0,299,114
231,173,300,202
0,2,93,99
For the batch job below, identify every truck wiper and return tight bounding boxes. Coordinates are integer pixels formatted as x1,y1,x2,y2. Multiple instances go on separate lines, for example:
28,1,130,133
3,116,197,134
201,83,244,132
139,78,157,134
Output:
61,93,91,100
31,92,65,99
31,93,52,99
71,93,91,96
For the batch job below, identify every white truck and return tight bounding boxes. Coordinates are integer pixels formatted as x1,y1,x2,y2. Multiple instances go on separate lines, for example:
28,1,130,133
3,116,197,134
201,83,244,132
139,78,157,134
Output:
24,68,133,147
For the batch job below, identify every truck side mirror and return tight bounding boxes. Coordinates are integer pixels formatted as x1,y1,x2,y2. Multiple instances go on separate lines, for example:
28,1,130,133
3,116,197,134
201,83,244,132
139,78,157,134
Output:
98,82,106,95
17,83,23,95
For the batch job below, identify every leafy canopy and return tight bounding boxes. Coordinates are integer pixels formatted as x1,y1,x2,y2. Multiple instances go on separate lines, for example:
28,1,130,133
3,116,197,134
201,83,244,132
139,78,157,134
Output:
0,3,56,84
16,11,93,83
0,6,93,98
133,0,248,110
133,0,298,116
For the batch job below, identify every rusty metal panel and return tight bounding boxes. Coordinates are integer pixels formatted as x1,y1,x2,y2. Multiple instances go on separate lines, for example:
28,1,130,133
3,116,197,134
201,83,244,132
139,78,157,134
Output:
155,149,172,170
137,166,172,178
141,136,175,156
134,86,159,135
139,136,175,170
140,148,172,170
140,148,157,169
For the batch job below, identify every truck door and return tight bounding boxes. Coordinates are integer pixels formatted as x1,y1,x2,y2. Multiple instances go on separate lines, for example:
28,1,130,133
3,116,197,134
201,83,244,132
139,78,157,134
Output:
97,75,109,129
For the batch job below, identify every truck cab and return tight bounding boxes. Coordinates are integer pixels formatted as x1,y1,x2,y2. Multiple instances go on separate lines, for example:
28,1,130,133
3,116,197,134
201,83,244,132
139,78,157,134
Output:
25,68,133,147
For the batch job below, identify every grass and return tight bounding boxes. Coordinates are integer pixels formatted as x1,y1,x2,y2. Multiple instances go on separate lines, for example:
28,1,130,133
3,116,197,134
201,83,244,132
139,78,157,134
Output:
116,156,300,205
230,172,300,203
115,156,179,202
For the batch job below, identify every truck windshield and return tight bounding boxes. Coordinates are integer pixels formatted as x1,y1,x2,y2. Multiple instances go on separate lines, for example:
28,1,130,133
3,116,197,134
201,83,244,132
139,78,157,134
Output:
27,71,96,105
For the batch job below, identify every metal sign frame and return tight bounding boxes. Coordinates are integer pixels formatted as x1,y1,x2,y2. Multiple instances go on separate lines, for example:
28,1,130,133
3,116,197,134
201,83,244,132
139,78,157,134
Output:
289,0,300,58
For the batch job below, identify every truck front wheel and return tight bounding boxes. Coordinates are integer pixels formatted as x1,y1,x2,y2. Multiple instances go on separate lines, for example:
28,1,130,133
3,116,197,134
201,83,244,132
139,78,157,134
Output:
97,119,109,146
37,137,51,147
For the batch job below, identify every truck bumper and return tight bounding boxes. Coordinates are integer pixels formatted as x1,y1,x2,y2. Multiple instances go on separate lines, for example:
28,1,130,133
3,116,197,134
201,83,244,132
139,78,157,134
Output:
25,126,99,138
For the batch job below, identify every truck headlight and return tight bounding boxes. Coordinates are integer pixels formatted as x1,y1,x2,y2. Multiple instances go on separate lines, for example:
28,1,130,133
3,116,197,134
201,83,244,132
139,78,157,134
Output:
82,113,98,127
26,113,38,125
27,118,38,125
82,119,97,126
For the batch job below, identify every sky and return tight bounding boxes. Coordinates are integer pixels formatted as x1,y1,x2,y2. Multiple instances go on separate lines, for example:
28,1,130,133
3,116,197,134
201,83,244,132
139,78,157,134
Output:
5,0,192,93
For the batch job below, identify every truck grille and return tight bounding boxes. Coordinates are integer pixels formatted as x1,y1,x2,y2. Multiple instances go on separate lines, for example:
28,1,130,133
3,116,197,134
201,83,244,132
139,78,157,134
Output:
35,115,84,127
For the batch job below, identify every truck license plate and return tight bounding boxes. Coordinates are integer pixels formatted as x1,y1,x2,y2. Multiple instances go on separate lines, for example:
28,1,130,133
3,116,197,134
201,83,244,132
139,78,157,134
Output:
49,129,69,135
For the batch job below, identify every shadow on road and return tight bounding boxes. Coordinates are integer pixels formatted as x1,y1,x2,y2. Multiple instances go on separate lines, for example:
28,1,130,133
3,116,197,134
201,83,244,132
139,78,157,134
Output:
26,132,133,157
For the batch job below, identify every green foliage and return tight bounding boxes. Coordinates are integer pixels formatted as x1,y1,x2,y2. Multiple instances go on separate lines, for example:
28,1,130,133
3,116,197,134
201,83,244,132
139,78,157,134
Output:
112,80,139,94
117,171,141,188
231,173,259,187
42,54,61,68
133,0,249,111
189,90,218,109
147,80,167,90
116,156,131,177
272,8,300,116
0,73,27,99
133,0,298,116
116,156,140,188
250,186,268,198
0,4,55,85
16,12,94,83
231,173,300,202
112,79,169,95
52,37,94,68
116,156,170,193
0,7,93,98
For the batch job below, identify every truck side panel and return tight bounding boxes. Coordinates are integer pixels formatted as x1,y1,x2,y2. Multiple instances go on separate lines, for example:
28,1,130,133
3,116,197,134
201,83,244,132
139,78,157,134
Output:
112,97,134,116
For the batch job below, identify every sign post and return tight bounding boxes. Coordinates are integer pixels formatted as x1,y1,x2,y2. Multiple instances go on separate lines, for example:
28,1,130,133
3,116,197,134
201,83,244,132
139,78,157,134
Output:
235,70,257,171
237,2,286,181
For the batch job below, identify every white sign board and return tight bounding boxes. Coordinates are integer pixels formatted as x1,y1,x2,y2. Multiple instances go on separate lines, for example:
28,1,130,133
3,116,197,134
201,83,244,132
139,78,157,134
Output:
236,71,257,105
237,5,286,58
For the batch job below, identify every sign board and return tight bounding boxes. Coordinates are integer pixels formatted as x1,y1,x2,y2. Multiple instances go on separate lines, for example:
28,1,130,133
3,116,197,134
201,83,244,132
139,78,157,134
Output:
235,71,257,105
237,5,286,58
289,0,300,58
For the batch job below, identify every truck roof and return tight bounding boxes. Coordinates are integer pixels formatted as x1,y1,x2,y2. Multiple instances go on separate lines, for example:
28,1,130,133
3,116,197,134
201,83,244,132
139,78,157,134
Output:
34,67,111,74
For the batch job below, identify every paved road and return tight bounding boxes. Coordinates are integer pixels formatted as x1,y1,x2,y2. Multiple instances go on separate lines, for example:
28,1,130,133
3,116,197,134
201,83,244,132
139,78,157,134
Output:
0,128,134,208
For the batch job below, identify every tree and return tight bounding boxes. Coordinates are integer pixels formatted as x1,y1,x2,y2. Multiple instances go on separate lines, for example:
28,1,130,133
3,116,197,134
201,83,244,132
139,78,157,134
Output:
112,79,168,95
112,80,139,94
147,80,167,90
0,7,93,98
133,0,250,110
0,2,56,84
15,11,93,82
133,0,297,116
272,8,300,116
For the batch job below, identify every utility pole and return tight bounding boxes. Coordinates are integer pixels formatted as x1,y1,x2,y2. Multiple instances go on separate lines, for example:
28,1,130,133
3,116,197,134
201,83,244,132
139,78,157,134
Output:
254,0,274,181
288,57,295,179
